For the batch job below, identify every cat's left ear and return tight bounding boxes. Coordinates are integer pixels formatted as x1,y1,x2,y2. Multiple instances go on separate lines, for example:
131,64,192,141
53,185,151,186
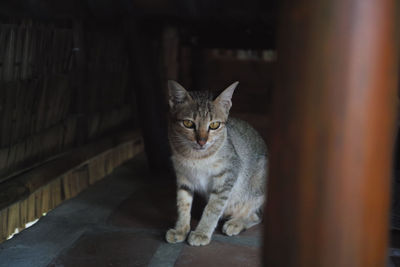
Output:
214,81,239,112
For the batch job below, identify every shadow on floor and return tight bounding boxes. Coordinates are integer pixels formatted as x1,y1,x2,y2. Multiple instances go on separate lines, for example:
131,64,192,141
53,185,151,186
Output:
41,153,263,267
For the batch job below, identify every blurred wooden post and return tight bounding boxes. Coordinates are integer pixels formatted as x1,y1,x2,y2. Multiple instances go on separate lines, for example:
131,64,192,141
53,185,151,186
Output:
264,1,399,267
125,20,172,173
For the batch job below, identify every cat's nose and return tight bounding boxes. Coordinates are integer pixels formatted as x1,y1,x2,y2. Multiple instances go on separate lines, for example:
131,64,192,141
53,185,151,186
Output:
197,139,207,147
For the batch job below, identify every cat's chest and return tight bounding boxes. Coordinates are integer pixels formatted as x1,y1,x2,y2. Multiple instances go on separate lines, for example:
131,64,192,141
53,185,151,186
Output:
172,154,224,192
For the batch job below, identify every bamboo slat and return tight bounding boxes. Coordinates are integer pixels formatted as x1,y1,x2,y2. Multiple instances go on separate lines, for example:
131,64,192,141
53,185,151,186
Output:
0,209,7,241
50,179,62,208
1,83,16,146
7,203,19,237
0,148,8,171
3,26,15,81
19,197,28,228
88,154,105,185
0,132,143,243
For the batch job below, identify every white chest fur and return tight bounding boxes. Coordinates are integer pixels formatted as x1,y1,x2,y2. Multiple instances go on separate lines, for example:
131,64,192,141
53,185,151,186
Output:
172,153,224,195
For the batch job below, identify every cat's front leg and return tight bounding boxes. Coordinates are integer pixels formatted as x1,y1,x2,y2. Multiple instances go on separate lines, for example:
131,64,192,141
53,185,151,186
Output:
166,183,193,243
188,174,235,246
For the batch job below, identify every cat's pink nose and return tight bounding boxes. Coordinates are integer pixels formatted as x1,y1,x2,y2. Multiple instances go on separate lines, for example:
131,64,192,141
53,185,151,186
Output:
197,139,207,146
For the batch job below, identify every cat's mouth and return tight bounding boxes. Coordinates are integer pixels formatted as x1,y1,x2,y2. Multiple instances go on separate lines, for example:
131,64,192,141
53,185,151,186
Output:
194,145,206,150
193,143,208,150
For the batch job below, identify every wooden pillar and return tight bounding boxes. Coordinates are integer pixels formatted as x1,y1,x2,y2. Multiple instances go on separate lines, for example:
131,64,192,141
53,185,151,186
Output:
264,1,399,267
124,20,172,173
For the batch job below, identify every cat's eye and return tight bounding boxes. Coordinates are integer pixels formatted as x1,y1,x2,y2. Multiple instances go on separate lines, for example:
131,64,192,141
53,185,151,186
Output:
209,122,221,130
182,120,195,128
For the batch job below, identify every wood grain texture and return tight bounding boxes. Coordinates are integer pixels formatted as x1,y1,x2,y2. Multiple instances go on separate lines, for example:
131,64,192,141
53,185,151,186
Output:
264,1,399,266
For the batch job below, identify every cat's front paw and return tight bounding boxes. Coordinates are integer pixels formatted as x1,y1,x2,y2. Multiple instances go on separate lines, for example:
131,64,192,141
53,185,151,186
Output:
165,228,189,243
187,231,211,246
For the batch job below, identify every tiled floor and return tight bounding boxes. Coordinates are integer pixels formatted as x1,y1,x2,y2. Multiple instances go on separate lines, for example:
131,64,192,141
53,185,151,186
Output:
0,154,262,267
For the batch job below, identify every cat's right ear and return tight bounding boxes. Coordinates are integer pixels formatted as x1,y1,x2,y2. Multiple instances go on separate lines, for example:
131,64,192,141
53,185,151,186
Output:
168,80,192,109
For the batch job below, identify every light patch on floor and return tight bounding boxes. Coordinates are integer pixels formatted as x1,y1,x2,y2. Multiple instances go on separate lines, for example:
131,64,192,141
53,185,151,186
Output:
6,213,47,240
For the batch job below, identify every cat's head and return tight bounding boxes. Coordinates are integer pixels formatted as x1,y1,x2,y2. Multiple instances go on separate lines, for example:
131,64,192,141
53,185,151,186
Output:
167,80,239,154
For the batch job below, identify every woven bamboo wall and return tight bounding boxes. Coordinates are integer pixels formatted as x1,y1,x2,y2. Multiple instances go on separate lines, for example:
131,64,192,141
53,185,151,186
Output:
0,18,136,184
85,27,135,139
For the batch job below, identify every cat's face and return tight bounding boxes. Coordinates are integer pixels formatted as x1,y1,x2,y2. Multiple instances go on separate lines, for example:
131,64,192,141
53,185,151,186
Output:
168,81,238,153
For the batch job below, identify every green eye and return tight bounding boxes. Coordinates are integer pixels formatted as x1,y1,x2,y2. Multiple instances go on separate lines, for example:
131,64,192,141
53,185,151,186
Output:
183,120,195,128
209,122,221,130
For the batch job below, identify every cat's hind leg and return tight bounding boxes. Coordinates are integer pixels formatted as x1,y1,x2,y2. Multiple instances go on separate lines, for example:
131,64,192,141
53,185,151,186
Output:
222,212,262,236
222,197,263,236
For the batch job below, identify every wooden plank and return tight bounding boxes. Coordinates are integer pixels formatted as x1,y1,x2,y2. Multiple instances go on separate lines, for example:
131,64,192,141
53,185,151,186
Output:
3,26,15,81
88,113,100,139
88,154,105,185
76,166,89,194
0,147,9,173
34,190,42,218
14,140,26,169
7,203,20,239
9,82,19,144
29,79,40,135
19,198,28,229
24,138,34,166
1,82,17,146
63,116,77,148
22,80,36,139
72,19,89,145
21,23,31,80
26,193,36,223
0,82,6,144
35,79,47,133
26,24,35,80
40,184,50,215
103,152,113,175
35,24,46,77
6,145,17,171
13,26,23,80
0,208,8,241
14,81,26,141
69,170,79,198
55,75,70,123
0,25,6,81
50,178,62,208
62,173,71,200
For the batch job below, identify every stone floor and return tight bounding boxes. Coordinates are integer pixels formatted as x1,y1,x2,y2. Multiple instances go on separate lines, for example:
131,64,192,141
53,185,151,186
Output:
0,154,262,267
1,152,399,267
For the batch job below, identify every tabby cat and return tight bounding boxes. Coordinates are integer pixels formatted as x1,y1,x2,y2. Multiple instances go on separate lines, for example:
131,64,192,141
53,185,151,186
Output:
165,80,268,246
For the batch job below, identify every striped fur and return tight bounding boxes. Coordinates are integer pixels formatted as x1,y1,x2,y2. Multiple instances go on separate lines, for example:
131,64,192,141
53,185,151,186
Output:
165,81,268,246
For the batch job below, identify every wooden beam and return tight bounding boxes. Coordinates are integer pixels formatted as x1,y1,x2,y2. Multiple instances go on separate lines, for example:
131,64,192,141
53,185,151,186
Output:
264,1,399,266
